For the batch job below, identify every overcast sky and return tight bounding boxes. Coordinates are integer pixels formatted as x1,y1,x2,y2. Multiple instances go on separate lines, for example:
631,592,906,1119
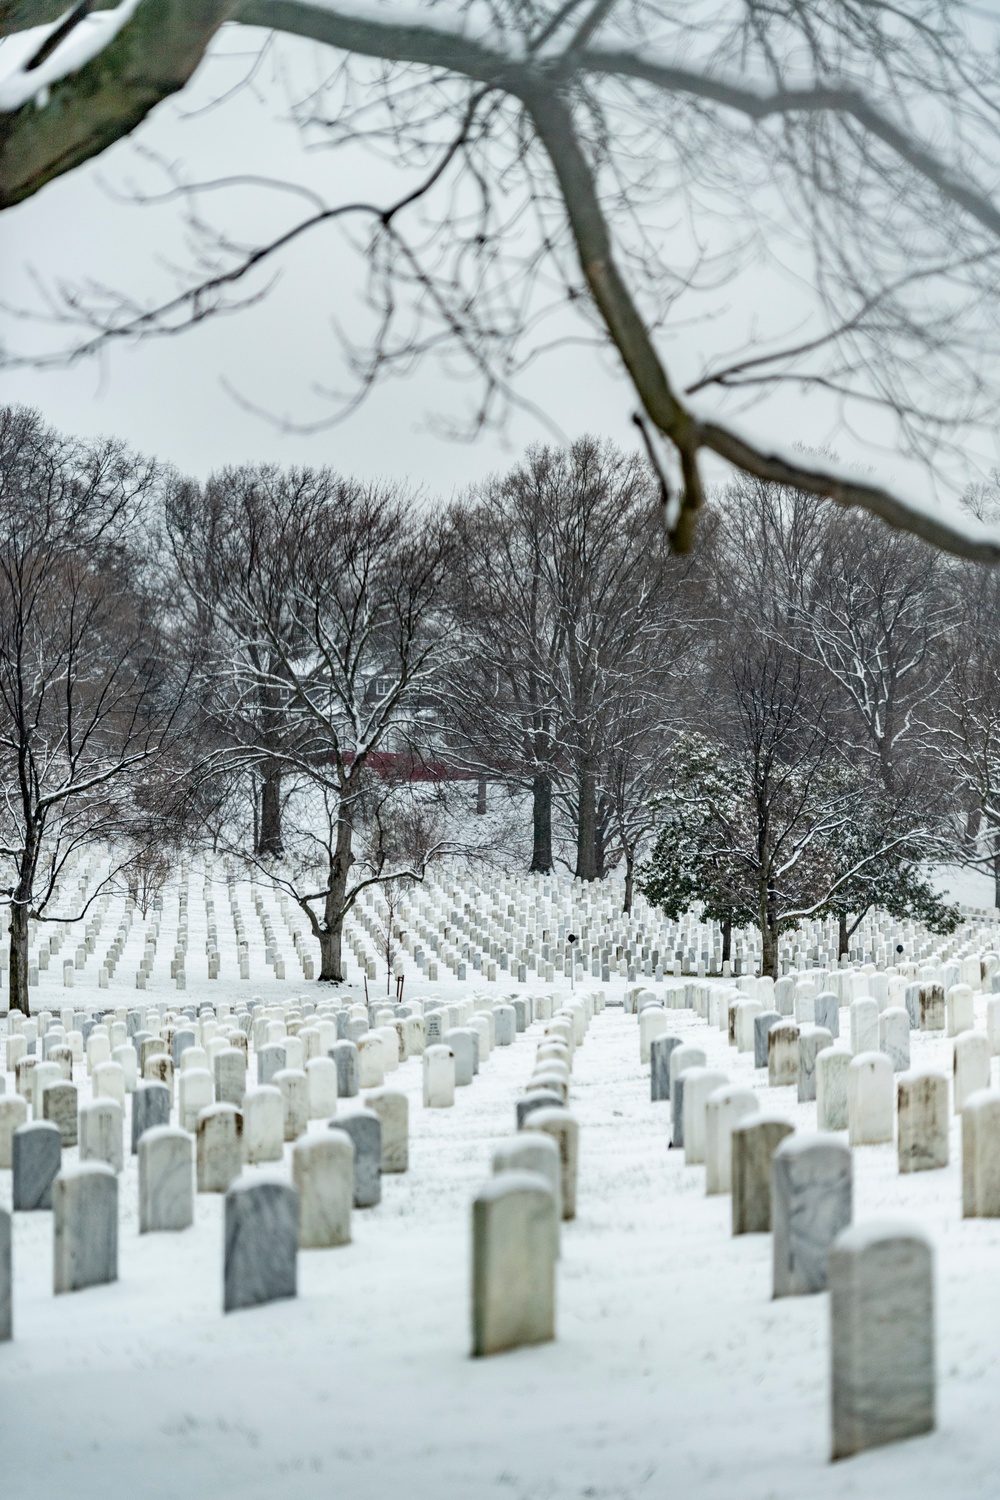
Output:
0,26,985,510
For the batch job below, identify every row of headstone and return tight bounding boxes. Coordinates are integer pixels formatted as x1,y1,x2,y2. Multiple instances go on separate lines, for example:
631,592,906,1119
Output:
636,976,936,1461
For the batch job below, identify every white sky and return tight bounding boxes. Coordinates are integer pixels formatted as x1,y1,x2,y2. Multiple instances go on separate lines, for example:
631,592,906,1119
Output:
0,24,990,508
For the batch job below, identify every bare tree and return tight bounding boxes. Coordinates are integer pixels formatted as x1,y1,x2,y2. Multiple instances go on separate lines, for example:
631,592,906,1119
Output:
448,437,683,878
798,513,950,792
935,567,1000,907
4,4,1000,561
0,405,183,1014
168,466,455,981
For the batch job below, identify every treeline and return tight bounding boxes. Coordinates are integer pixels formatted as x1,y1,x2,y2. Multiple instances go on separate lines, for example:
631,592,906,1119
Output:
0,406,994,1006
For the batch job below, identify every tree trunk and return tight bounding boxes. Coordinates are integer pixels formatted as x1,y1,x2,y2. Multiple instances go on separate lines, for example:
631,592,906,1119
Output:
838,909,850,959
623,847,634,914
761,922,778,980
721,914,732,965
994,841,1000,912
257,761,283,856
575,766,597,881
476,774,487,815
8,898,30,1017
530,772,553,874
317,796,355,983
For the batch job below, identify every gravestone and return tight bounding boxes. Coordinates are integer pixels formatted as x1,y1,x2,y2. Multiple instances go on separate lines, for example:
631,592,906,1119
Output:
363,1088,408,1172
331,1040,360,1098
444,1028,475,1087
196,1103,244,1192
423,1045,455,1108
798,1025,833,1103
682,1067,729,1166
816,1046,852,1131
53,1163,117,1293
897,1071,948,1173
919,984,945,1031
649,1034,680,1102
273,1069,309,1142
639,1006,667,1064
139,1126,194,1232
946,984,975,1038
214,1048,246,1108
471,1172,557,1357
223,1178,299,1313
42,1081,78,1146
242,1086,284,1164
734,999,762,1053
78,1098,123,1173
768,1023,800,1087
962,1089,1000,1216
495,1005,516,1046
731,1116,794,1234
179,1068,214,1133
815,991,840,1037
705,1085,759,1194
516,1091,564,1129
334,1110,382,1207
879,1008,910,1072
12,1121,61,1209
257,1043,286,1087
357,1035,385,1089
293,1133,353,1247
753,1011,782,1069
131,1081,171,1154
493,1134,563,1225
306,1056,339,1119
829,1222,934,1460
524,1107,579,1220
848,1053,894,1145
850,999,879,1056
772,1133,852,1296
954,1032,991,1114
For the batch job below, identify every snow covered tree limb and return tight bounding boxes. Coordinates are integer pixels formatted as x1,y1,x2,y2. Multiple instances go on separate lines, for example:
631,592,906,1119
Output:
580,54,1000,244
0,0,238,207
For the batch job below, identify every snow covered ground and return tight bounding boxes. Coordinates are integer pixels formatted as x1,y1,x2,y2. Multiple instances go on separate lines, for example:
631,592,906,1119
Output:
4,873,1000,1499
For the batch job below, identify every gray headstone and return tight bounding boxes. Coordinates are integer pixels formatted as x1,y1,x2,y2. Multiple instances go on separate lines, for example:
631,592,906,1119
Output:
53,1163,117,1293
516,1091,564,1129
773,1133,853,1297
223,1178,299,1313
512,999,528,1032
12,1121,62,1209
650,1035,681,1101
672,1073,690,1148
494,1006,516,1046
732,1116,795,1234
78,1099,124,1173
347,1018,368,1045
830,1222,934,1459
257,1043,286,1086
139,1126,194,1233
331,1040,359,1097
334,1111,381,1207
749,1010,779,1069
131,1081,171,1154
172,1028,197,1066
815,991,840,1037
335,1011,350,1040
42,1081,78,1146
